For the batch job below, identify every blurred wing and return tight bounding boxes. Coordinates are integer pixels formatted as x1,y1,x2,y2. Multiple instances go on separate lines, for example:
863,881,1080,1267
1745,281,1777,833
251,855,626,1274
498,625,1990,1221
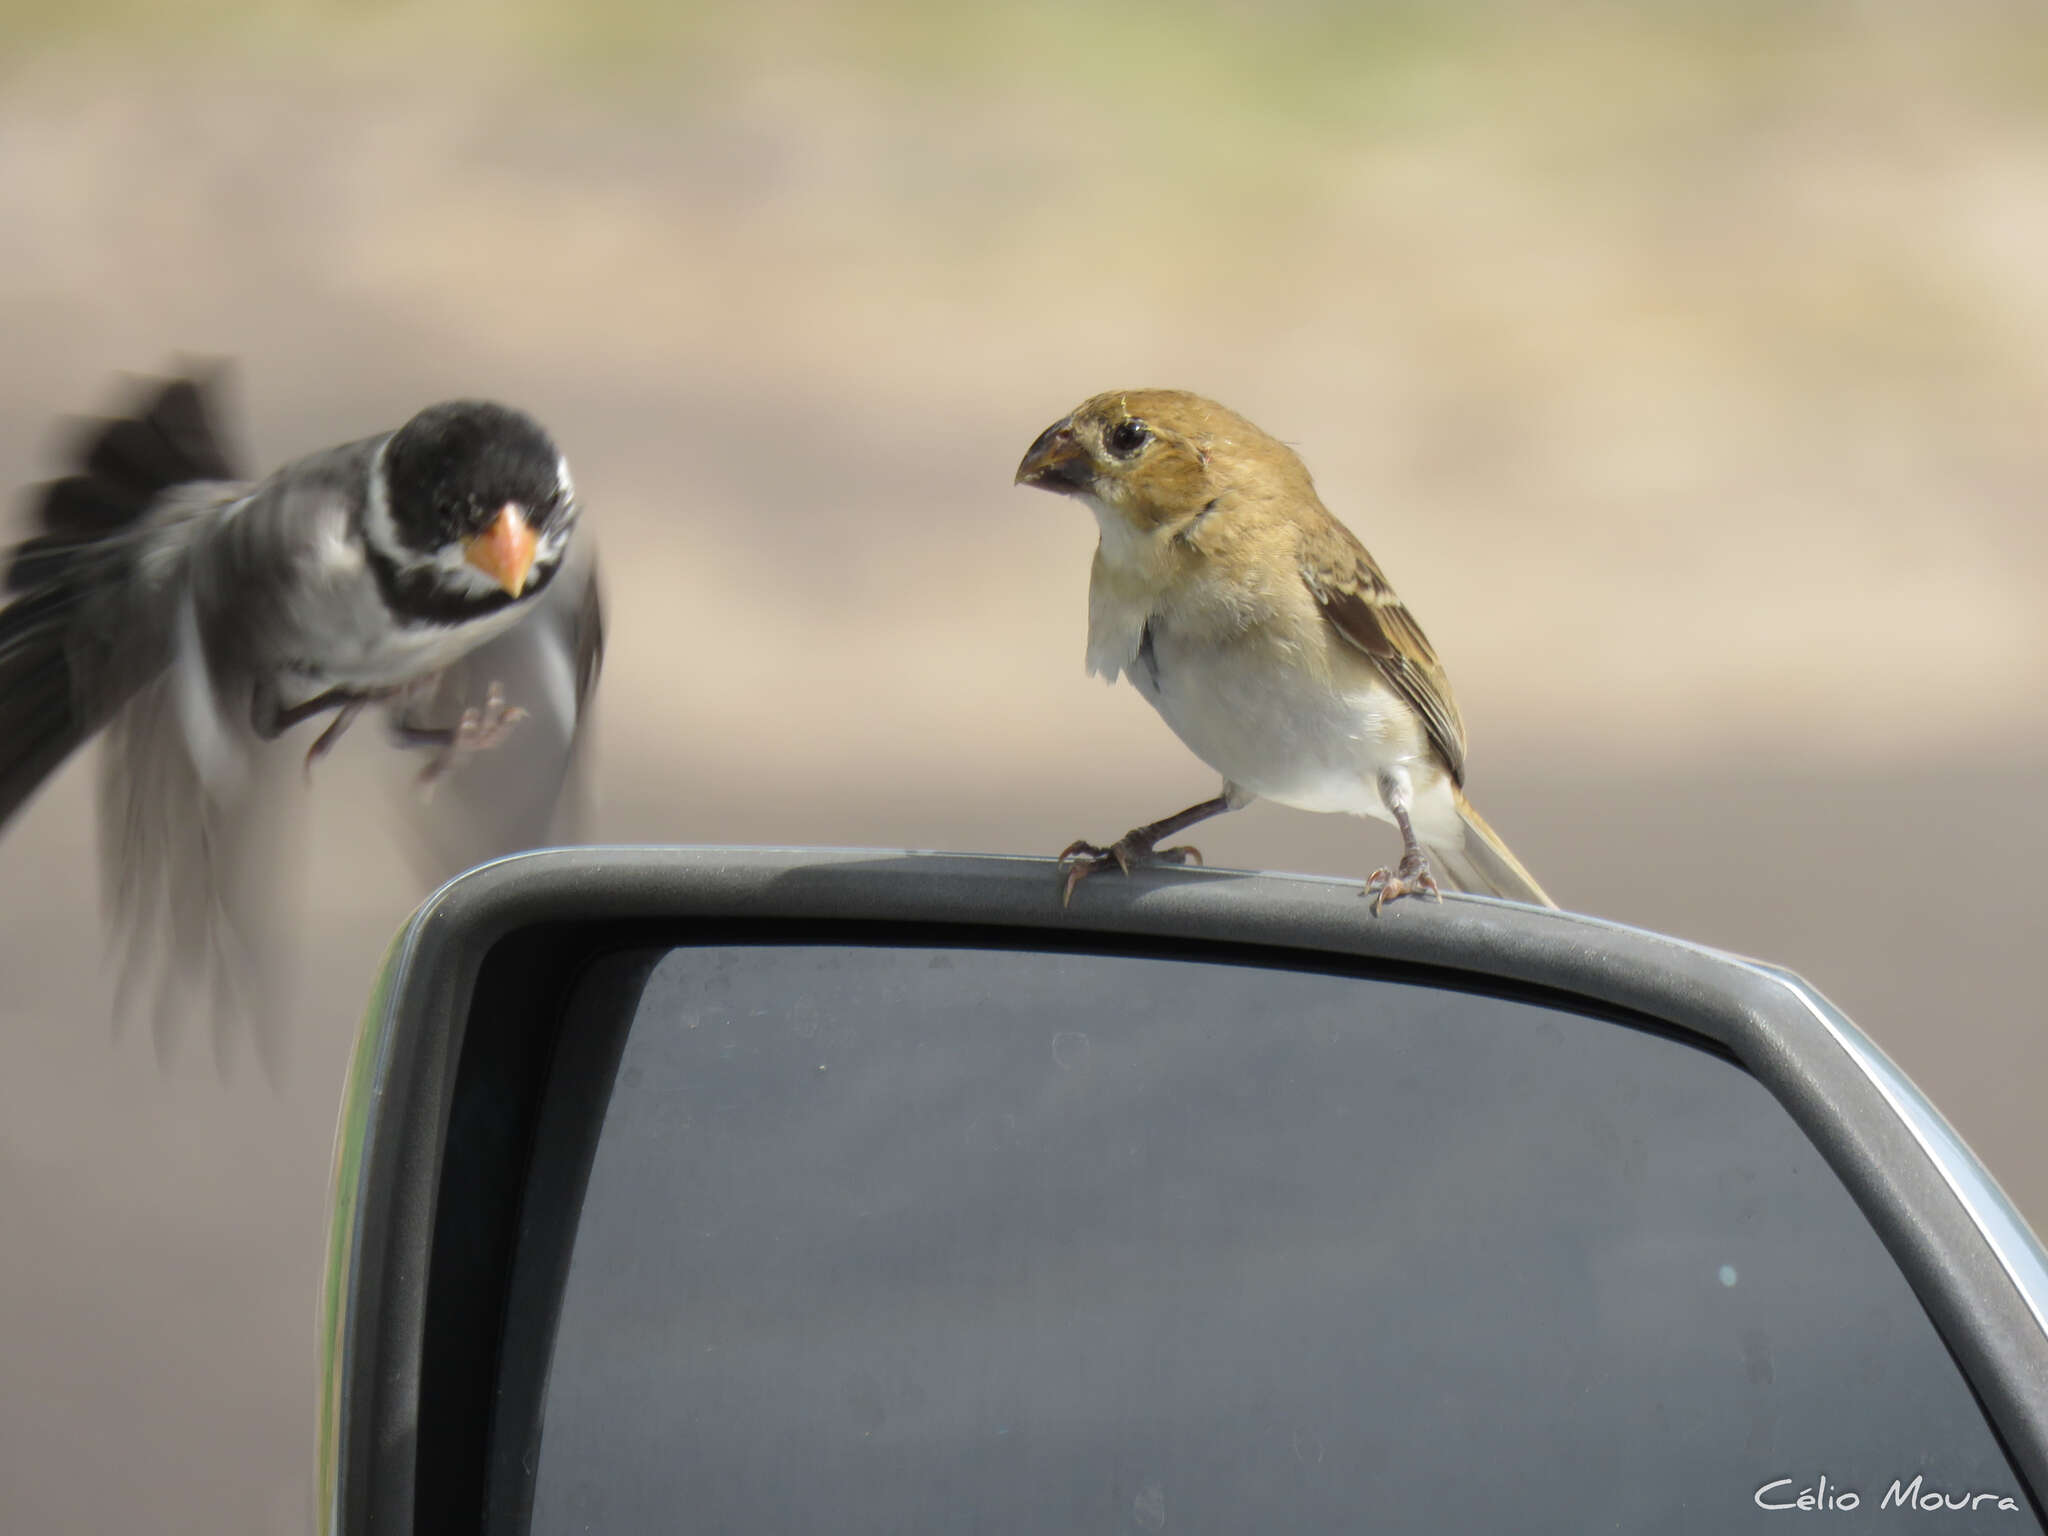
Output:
97,626,299,1082
1299,519,1468,785
387,539,605,882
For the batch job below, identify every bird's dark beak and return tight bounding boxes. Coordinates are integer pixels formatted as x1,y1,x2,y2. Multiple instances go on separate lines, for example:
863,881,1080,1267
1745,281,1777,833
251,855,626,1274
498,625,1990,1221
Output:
463,503,539,597
1014,419,1093,495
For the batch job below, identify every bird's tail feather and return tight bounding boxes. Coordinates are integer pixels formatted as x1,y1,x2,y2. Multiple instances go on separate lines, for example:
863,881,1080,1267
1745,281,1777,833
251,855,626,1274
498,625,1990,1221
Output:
0,371,236,832
1426,787,1557,908
7,370,236,593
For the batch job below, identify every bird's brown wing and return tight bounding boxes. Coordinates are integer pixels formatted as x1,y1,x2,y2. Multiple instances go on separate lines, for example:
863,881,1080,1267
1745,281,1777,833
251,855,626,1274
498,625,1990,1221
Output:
1299,519,1468,785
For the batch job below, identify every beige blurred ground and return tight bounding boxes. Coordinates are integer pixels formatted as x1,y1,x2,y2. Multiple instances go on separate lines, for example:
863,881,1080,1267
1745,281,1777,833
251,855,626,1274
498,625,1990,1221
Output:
0,3,2045,1530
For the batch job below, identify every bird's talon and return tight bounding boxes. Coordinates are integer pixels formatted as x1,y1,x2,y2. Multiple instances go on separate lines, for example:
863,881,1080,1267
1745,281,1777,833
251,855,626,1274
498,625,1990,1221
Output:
1059,860,1092,908
1362,852,1438,915
414,683,528,788
1055,841,1115,906
1052,829,1209,904
1365,869,1390,915
1058,844,1124,906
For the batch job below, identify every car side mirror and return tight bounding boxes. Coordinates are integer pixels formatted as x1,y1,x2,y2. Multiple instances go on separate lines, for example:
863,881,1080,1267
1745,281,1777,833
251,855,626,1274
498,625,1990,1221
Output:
317,849,2048,1534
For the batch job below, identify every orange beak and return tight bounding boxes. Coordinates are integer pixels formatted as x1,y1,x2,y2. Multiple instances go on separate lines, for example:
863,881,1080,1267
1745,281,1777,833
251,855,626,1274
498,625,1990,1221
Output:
462,503,539,597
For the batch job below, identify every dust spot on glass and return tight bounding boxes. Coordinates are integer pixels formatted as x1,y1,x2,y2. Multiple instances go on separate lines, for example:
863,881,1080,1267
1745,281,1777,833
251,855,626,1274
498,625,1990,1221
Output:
1132,1479,1167,1530
1292,1429,1325,1465
1719,1264,1738,1287
1052,1031,1090,1070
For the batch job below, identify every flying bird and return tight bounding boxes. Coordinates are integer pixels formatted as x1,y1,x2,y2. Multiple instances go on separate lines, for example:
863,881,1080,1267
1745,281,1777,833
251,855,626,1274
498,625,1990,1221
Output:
1015,387,1551,913
0,368,603,1067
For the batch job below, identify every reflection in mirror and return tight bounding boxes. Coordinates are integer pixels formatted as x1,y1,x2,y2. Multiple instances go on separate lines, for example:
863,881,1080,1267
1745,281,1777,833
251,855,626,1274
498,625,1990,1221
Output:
531,945,2038,1533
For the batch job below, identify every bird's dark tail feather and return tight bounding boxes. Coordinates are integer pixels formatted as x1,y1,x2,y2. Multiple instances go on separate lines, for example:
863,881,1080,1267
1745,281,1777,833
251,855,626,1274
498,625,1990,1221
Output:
0,372,237,830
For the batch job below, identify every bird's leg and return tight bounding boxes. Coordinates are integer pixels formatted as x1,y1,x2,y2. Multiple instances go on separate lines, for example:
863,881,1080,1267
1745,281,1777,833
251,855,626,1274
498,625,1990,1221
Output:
302,699,371,780
254,685,376,741
1057,794,1236,907
391,682,529,787
254,684,402,777
1364,795,1442,915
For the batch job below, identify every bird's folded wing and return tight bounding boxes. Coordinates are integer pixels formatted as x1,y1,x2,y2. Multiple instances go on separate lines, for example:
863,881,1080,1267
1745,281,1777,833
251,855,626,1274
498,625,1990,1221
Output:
1298,523,1468,786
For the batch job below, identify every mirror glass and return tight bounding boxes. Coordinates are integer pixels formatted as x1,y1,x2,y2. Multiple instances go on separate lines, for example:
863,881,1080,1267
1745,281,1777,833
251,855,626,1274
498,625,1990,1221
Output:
530,943,2038,1533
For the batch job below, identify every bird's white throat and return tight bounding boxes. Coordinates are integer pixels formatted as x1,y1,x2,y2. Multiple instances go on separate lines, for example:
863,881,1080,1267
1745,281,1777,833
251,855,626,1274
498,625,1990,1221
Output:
1083,492,1167,577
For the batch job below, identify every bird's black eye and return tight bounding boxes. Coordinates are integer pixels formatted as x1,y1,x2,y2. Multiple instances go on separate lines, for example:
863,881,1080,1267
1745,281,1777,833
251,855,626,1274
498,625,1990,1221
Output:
1105,419,1150,458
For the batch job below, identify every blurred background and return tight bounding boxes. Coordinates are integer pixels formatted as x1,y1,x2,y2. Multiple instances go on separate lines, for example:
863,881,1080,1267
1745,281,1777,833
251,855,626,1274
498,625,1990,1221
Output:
0,1,2044,1529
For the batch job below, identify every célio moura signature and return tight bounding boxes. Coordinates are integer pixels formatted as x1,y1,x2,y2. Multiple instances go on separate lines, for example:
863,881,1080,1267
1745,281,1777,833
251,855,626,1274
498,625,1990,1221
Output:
1754,1474,2021,1514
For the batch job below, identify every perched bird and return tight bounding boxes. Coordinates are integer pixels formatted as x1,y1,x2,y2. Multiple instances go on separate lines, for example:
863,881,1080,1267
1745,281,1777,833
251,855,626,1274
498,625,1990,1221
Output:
0,368,603,1068
1015,388,1552,913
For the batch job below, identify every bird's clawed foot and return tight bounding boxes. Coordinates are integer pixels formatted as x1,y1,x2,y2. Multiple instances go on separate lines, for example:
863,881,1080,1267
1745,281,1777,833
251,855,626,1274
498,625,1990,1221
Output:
406,683,530,788
1363,849,1441,915
1056,832,1203,907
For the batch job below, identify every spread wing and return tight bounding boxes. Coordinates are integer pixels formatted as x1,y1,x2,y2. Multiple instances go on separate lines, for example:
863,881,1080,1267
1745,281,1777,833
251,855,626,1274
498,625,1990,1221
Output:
97,659,300,1079
1299,520,1468,785
385,534,606,881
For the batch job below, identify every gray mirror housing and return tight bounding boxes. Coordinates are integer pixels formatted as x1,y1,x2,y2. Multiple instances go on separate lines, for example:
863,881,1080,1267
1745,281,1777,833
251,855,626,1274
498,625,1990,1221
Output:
316,848,2048,1534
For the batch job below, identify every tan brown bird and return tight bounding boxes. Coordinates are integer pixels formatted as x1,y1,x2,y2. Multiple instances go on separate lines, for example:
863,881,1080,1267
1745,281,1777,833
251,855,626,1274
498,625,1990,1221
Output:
1015,388,1553,913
